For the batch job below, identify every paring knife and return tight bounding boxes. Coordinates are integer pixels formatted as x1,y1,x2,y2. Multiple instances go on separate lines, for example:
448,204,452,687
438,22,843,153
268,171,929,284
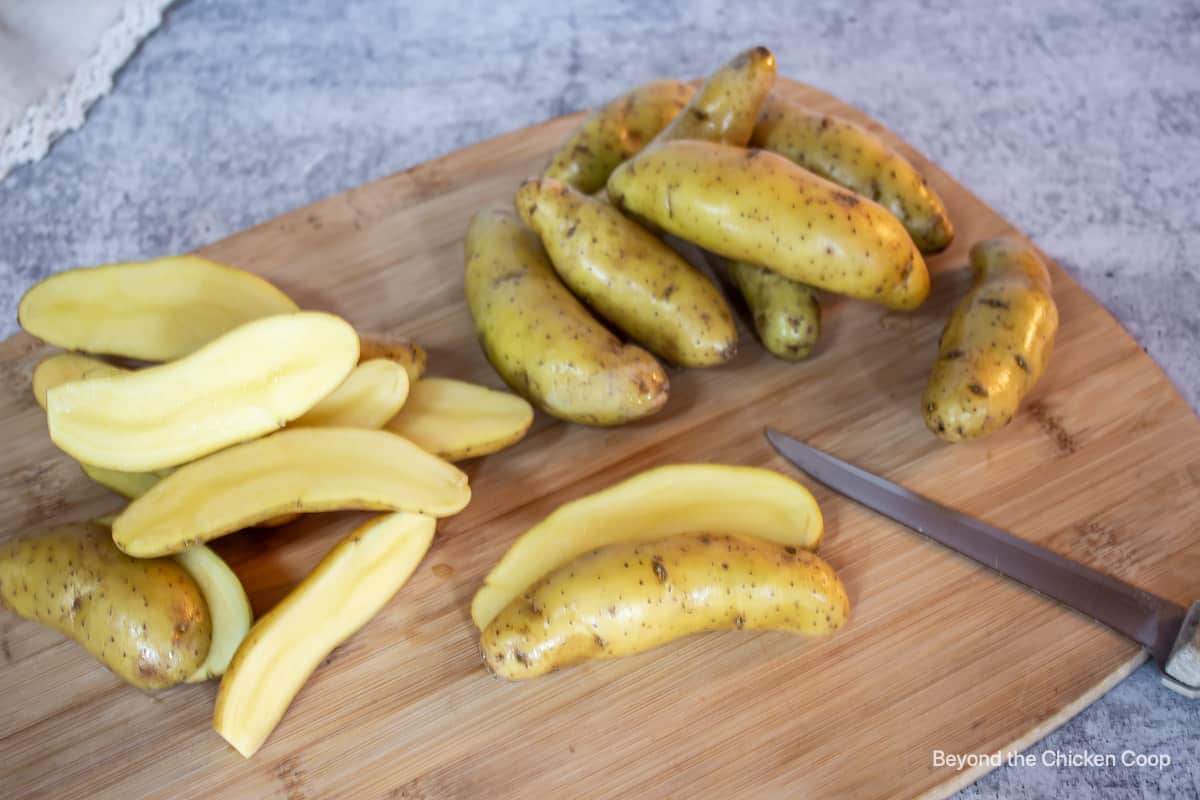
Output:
765,428,1200,698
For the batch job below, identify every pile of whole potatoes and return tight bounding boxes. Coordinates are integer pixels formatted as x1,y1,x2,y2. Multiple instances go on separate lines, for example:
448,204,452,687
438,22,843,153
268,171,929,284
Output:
465,46,1059,442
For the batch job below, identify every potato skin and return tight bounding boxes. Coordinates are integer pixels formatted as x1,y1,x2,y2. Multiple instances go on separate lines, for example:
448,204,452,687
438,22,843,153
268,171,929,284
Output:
649,45,776,148
465,203,668,426
608,140,929,310
752,93,953,254
517,177,736,367
482,533,848,680
923,238,1058,442
728,260,820,360
0,523,211,689
544,79,695,194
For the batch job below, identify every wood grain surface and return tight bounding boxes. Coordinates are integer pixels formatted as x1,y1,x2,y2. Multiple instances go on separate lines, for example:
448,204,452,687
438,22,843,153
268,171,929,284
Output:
1,79,1198,800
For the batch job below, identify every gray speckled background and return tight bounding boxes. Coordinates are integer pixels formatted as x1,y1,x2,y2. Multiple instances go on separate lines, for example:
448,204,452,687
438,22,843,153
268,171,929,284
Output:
1,1,1197,796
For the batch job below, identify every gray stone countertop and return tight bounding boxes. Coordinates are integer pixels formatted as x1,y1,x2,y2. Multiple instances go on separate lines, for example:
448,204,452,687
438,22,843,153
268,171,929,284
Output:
0,1,1197,797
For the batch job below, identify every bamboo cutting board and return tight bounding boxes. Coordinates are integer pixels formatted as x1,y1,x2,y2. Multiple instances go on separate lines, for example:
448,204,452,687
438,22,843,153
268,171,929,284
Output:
1,78,1198,800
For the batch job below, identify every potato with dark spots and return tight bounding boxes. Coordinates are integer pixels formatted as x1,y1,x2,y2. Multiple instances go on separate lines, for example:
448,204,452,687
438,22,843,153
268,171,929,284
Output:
752,93,954,253
357,334,427,383
646,46,776,149
465,204,669,426
481,532,849,680
543,79,695,194
923,238,1058,442
728,260,821,360
517,177,737,367
608,139,930,310
0,523,211,689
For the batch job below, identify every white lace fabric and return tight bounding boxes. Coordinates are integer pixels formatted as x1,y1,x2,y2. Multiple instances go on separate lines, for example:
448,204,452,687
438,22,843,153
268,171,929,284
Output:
0,0,174,181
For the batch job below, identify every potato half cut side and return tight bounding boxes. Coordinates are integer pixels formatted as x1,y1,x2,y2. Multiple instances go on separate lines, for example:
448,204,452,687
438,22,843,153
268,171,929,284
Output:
175,546,254,683
47,311,359,472
386,378,533,461
214,512,435,758
32,354,126,410
293,359,409,429
113,427,469,557
19,256,298,361
470,464,823,628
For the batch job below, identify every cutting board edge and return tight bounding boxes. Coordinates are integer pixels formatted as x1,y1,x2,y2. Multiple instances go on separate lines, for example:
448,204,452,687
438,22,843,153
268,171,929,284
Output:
921,649,1148,800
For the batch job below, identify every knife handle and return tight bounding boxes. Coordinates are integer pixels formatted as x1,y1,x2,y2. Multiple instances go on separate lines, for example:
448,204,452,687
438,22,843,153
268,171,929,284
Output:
1162,601,1200,698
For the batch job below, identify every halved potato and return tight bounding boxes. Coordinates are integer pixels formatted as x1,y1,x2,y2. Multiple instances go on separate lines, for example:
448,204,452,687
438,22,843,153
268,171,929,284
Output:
47,312,359,472
112,427,470,557
357,334,427,383
214,511,435,758
385,378,532,461
175,546,253,683
292,359,409,429
81,463,170,499
470,464,823,628
19,256,298,361
32,354,126,410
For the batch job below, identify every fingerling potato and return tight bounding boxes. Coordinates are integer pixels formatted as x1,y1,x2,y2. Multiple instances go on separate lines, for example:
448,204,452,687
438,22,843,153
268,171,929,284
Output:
517,177,736,366
482,532,849,680
464,204,668,426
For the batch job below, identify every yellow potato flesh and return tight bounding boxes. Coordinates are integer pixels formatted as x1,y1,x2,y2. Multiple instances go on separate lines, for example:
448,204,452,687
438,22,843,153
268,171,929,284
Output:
386,378,533,461
47,311,359,472
214,511,435,758
482,533,849,680
728,260,821,360
607,140,930,310
517,177,737,367
174,546,253,683
113,427,469,557
81,463,171,499
357,334,427,383
471,464,823,628
32,354,125,410
752,93,953,254
924,238,1058,442
0,523,211,689
18,255,298,361
292,358,410,429
544,79,695,194
465,203,668,426
649,45,776,148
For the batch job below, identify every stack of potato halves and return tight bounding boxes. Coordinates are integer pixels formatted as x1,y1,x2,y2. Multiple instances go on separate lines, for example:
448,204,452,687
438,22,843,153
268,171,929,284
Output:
465,45,954,426
6,255,536,757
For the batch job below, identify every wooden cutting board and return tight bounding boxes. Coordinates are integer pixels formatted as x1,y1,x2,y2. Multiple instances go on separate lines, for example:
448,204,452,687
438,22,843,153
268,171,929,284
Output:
2,78,1198,800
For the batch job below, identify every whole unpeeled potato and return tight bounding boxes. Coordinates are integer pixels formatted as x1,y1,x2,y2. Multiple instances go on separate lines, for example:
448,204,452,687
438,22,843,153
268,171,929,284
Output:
728,260,821,360
0,523,211,689
544,79,695,194
647,45,776,148
752,93,953,254
464,203,668,426
608,140,930,311
482,532,849,680
517,177,736,367
924,238,1058,441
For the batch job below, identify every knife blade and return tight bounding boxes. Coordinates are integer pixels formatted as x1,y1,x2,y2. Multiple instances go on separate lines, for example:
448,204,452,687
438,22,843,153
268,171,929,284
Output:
765,428,1200,697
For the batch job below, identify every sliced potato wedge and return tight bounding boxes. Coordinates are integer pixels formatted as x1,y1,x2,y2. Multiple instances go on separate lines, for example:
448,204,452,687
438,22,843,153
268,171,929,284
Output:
19,256,298,361
385,378,533,461
175,546,254,683
358,334,427,382
81,463,170,499
48,312,359,472
293,359,409,429
32,354,126,410
214,511,435,758
470,464,823,628
113,427,469,557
